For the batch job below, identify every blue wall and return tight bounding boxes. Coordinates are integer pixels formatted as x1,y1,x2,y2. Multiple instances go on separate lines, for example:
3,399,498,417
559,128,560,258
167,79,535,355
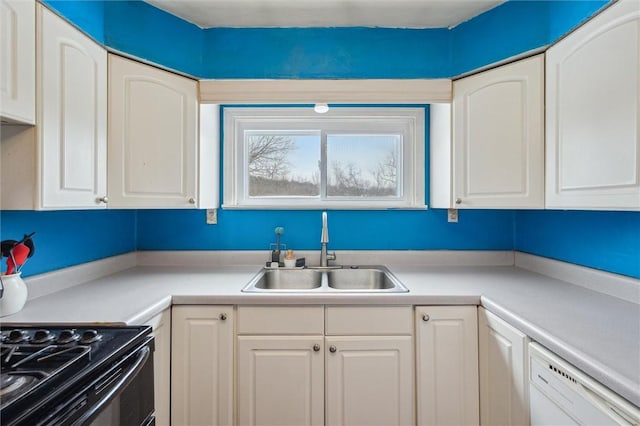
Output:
515,211,640,279
42,0,609,79
6,0,637,281
202,27,451,78
450,0,607,76
137,209,515,252
0,211,136,277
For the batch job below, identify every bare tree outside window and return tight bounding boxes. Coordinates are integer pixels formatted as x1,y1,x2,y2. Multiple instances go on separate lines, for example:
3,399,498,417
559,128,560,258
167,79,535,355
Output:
372,150,398,195
247,134,320,197
327,134,400,197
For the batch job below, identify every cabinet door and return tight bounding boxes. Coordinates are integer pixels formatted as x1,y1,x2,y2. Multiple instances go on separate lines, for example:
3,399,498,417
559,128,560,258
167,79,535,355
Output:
38,5,107,209
416,306,479,426
237,336,324,426
452,55,544,209
546,0,640,210
171,306,233,426
0,0,35,124
108,54,198,208
478,307,529,426
145,309,171,426
325,336,414,426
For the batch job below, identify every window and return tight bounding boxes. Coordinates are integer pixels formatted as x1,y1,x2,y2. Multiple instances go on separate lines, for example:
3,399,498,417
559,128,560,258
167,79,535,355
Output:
223,107,425,209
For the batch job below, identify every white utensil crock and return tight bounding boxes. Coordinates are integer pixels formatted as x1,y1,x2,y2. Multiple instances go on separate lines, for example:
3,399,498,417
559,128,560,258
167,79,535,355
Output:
0,272,27,317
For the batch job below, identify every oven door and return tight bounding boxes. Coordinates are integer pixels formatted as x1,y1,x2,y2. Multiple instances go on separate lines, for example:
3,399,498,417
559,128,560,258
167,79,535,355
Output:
43,337,155,426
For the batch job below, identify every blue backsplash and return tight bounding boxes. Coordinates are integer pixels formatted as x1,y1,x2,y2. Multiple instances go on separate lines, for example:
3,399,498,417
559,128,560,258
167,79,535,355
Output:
136,209,515,252
515,211,640,279
0,211,136,277
4,0,638,281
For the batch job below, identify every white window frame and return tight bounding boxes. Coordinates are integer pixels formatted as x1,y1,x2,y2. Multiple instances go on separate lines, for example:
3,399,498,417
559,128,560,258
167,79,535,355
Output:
223,106,426,209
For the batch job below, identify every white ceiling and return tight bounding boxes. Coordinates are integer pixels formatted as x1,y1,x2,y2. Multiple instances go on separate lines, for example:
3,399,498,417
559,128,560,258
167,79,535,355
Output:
143,0,506,29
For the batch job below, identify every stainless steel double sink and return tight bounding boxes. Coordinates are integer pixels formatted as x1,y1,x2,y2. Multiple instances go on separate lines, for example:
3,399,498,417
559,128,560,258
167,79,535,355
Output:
242,265,409,293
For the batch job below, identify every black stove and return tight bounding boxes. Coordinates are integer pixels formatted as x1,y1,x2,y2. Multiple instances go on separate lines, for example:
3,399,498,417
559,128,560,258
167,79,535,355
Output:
0,325,154,426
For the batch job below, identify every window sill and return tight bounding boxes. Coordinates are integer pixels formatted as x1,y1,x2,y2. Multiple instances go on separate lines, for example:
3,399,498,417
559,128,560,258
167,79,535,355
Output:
221,203,428,210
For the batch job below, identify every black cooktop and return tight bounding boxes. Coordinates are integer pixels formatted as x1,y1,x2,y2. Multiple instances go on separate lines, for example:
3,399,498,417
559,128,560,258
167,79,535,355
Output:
0,325,151,424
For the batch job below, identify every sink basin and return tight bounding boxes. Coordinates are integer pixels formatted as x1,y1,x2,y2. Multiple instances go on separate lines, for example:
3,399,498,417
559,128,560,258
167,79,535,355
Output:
327,267,408,292
245,268,323,291
242,266,408,293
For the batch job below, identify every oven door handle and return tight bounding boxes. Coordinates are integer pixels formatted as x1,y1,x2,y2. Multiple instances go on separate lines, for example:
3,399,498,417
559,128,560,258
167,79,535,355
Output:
71,344,151,426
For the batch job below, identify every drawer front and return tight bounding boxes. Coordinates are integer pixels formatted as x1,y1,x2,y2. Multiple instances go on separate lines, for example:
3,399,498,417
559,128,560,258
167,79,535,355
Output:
237,305,324,335
326,306,413,335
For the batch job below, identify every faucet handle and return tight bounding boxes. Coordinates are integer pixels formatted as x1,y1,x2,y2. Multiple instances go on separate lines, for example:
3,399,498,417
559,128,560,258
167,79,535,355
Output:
327,252,337,262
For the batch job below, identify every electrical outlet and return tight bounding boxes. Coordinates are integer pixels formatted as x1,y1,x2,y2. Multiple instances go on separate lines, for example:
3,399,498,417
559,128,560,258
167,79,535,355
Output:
206,209,217,224
447,208,458,223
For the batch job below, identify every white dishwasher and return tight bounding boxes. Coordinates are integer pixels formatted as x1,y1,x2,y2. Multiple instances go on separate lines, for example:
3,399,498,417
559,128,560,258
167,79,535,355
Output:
529,342,640,425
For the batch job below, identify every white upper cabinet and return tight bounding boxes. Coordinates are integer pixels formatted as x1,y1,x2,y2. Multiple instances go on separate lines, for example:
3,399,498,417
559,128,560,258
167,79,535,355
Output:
0,0,35,124
108,54,217,209
546,0,640,210
2,5,107,210
38,5,107,209
449,54,545,209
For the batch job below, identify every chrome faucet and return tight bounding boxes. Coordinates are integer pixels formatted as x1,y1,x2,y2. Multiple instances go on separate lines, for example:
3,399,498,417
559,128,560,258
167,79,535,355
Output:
320,211,337,267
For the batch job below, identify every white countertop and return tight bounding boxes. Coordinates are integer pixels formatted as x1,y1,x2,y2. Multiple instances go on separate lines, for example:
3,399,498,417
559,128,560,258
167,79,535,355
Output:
3,256,639,408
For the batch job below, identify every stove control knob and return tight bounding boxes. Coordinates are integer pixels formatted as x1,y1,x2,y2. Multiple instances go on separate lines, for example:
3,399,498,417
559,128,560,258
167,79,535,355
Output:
31,329,55,344
57,329,79,345
79,329,102,344
7,329,28,343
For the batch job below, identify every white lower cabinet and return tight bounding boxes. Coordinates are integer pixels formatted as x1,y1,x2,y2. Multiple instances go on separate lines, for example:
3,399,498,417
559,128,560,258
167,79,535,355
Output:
325,335,413,426
171,305,234,426
478,307,530,426
236,305,414,426
416,305,480,426
145,309,171,426
173,304,497,426
237,336,325,426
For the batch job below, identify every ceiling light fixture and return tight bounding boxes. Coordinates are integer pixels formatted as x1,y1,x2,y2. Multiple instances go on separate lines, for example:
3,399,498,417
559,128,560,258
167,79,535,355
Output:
314,103,329,114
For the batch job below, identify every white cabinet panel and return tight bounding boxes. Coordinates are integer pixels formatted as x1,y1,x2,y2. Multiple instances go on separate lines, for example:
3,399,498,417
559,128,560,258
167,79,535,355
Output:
38,5,106,209
2,5,106,210
546,0,640,210
108,54,202,208
145,309,171,426
479,307,529,426
325,336,414,426
0,0,35,124
237,336,324,426
171,306,233,426
450,55,544,209
416,305,479,426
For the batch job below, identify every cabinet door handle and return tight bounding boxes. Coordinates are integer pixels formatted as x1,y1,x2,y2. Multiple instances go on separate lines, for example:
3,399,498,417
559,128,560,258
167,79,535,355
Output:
219,313,227,321
329,345,337,353
422,314,430,322
97,196,108,204
188,197,196,204
455,198,462,205
313,344,321,352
